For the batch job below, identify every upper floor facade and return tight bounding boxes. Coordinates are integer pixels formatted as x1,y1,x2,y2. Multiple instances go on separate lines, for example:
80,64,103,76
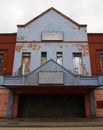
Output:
0,7,103,77
12,7,91,76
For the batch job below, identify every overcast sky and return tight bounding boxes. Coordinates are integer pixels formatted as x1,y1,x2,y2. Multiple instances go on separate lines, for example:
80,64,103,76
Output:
0,0,103,33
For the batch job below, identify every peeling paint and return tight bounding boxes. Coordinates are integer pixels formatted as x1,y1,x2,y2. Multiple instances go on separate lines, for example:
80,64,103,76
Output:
58,44,63,48
15,43,41,52
12,71,18,76
36,45,41,50
80,64,89,76
15,45,24,52
27,43,41,51
76,44,89,57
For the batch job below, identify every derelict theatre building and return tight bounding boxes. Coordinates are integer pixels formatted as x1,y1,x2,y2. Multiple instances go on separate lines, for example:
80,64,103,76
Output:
1,7,103,118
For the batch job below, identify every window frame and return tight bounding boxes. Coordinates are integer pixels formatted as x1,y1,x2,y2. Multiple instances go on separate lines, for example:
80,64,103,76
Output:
0,52,4,74
56,52,63,65
41,52,47,65
72,52,83,75
22,52,31,74
100,52,103,72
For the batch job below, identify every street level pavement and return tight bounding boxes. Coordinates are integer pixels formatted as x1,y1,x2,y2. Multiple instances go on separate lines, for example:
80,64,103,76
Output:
0,118,103,129
1,127,103,130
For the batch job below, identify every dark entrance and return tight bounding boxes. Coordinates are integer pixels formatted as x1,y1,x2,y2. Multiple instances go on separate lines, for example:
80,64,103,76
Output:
18,94,85,118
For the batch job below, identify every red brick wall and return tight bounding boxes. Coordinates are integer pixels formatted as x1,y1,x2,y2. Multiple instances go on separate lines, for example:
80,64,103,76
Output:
88,33,103,75
0,89,9,117
0,33,16,75
94,89,103,117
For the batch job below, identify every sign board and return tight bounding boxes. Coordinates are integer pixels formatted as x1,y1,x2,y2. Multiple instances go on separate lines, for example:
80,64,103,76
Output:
39,72,63,84
42,32,63,41
97,101,103,109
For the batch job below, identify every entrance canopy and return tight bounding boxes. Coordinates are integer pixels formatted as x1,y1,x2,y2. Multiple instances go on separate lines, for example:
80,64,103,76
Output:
0,59,102,90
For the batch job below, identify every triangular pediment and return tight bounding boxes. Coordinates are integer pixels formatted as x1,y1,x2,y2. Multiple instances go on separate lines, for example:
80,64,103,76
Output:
17,7,86,28
17,7,87,41
24,59,78,85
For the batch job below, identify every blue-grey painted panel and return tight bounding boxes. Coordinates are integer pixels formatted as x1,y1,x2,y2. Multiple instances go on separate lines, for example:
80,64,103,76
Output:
90,90,96,117
4,77,22,85
98,76,103,85
7,89,14,118
13,9,91,77
0,76,4,85
39,72,63,84
79,77,98,85
24,59,78,85
2,59,103,87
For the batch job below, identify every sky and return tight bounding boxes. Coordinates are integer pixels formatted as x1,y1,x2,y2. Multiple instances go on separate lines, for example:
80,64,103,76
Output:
0,0,103,33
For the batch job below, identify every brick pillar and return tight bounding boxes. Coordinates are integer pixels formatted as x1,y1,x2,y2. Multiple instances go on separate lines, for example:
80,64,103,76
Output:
85,94,91,118
13,93,19,118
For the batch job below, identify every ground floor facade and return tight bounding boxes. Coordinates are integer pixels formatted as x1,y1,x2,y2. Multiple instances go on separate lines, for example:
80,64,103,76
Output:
1,86,103,118
5,86,95,119
0,60,103,118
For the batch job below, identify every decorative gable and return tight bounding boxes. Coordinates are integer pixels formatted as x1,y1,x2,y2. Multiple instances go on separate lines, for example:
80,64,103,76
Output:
17,7,87,42
17,7,86,28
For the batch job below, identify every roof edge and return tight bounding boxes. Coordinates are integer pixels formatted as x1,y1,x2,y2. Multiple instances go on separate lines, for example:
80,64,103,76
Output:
0,33,17,35
88,33,103,35
17,7,87,28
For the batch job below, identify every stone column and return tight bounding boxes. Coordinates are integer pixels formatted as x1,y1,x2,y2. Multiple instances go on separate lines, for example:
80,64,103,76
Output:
90,90,96,118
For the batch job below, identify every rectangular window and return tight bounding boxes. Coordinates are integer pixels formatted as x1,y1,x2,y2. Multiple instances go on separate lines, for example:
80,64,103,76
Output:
100,53,103,72
22,53,31,74
0,53,4,74
41,52,47,65
57,52,63,65
73,53,82,75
